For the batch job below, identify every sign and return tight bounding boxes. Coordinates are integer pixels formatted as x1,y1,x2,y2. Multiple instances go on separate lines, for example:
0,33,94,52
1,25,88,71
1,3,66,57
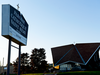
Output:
2,4,29,46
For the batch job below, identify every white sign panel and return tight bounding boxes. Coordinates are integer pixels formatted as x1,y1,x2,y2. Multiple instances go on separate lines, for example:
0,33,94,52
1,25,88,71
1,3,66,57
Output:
2,4,29,46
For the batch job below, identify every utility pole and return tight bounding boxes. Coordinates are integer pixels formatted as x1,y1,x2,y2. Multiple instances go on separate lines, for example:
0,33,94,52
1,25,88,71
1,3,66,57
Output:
2,57,4,75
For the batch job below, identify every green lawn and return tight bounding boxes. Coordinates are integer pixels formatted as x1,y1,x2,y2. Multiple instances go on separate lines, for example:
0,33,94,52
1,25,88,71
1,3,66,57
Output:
21,73,43,75
58,71,100,75
21,73,54,75
20,71,100,75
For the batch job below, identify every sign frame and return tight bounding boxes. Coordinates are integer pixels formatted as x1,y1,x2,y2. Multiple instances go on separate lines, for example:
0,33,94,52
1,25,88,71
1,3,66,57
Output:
2,4,29,46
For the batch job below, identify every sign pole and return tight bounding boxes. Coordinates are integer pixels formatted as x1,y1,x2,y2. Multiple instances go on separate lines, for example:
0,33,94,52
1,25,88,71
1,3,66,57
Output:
7,37,11,75
18,43,21,75
2,4,28,75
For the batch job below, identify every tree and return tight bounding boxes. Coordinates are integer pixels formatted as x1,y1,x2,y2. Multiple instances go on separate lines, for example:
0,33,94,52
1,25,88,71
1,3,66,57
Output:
30,48,48,73
13,53,30,74
6,63,13,66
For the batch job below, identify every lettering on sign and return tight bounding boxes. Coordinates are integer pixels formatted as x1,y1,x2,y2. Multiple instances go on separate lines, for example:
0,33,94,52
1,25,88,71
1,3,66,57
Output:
10,6,28,38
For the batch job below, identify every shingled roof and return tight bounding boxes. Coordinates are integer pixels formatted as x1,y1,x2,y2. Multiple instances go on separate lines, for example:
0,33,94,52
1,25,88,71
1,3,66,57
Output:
51,43,100,66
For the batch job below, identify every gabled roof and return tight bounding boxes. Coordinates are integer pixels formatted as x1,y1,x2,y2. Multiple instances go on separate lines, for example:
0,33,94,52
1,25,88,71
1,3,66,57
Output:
51,43,100,66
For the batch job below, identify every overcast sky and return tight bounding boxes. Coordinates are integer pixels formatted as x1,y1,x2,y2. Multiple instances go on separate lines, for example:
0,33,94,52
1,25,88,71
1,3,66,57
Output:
0,0,100,66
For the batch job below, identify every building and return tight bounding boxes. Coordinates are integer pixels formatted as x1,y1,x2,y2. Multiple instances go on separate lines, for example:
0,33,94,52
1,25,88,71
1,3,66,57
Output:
0,66,15,74
51,43,100,71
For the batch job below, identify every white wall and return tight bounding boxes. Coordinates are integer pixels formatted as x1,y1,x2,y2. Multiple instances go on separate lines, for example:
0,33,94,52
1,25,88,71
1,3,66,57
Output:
60,64,72,71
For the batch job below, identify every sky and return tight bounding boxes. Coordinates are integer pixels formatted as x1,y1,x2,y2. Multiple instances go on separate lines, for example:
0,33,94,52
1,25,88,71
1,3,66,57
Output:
0,0,100,66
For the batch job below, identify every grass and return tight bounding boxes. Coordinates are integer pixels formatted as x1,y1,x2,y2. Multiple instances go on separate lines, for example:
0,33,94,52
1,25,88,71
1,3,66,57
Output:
0,74,17,75
58,71,100,75
18,71,100,75
21,73,43,75
21,73,54,75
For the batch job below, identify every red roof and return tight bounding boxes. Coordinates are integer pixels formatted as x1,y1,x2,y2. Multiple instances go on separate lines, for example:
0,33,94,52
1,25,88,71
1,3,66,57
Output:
51,43,100,66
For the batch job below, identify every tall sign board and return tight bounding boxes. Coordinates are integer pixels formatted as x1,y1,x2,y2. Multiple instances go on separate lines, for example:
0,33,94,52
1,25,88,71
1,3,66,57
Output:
1,4,29,75
2,4,28,46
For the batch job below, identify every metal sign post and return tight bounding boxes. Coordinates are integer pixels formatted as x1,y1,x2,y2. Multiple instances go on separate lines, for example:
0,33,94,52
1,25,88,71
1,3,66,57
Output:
6,37,21,75
2,4,29,75
7,37,11,75
18,44,21,75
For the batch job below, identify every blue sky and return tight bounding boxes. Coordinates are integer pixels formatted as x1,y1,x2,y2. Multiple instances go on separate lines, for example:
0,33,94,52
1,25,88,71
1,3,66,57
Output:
0,0,100,66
